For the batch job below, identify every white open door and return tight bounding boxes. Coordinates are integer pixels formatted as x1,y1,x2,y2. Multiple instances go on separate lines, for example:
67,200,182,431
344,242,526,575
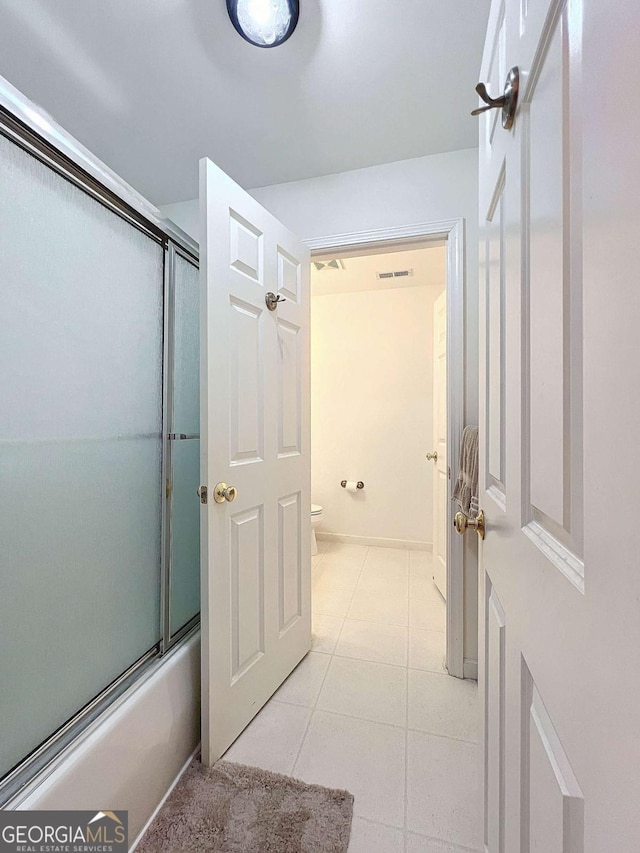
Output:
478,1,640,851
199,158,311,764
431,290,447,599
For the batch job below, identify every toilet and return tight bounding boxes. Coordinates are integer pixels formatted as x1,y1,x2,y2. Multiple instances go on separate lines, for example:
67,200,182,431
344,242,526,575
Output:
310,504,323,556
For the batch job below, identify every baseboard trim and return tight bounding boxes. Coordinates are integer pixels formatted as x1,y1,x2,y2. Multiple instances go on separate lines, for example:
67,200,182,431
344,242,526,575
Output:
129,743,201,851
463,658,478,681
317,532,432,551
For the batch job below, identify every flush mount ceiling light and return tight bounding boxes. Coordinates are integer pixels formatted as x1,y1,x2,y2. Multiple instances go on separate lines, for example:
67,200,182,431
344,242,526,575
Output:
227,0,299,48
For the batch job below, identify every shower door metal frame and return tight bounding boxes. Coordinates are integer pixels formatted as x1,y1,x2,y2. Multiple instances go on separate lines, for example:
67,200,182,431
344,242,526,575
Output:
160,242,201,654
0,73,200,805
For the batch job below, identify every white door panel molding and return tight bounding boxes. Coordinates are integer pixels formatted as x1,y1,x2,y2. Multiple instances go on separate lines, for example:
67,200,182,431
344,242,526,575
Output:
200,158,311,763
478,1,640,850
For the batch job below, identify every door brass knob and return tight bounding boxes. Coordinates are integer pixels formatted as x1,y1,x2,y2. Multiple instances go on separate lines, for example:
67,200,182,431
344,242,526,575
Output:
453,509,485,540
426,451,438,462
214,482,238,503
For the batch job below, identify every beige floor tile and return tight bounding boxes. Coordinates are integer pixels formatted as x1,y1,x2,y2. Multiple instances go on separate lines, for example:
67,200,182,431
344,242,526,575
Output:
311,613,344,654
313,567,360,596
348,589,409,626
313,583,355,617
409,567,443,601
406,833,480,852
325,542,369,561
317,656,407,726
408,670,479,742
348,818,405,852
294,710,406,828
314,548,367,590
274,651,331,707
312,554,324,569
362,547,410,577
356,569,409,598
335,619,408,666
229,546,485,849
222,700,311,775
408,628,447,673
410,596,446,631
406,730,481,848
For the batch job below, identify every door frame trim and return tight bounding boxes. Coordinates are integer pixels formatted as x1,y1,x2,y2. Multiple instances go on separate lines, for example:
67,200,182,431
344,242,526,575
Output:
305,218,467,679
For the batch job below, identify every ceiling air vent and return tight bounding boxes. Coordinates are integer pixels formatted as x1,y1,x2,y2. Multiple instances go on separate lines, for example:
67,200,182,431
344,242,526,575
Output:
313,259,345,271
376,268,414,280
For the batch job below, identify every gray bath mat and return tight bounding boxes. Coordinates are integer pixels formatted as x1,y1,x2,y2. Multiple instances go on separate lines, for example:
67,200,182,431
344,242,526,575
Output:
136,759,354,853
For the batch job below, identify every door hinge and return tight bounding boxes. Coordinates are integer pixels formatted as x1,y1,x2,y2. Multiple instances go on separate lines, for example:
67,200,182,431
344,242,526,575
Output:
197,485,208,504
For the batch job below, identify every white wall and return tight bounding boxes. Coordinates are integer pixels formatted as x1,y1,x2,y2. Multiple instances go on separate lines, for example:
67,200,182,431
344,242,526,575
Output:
161,147,480,666
160,198,199,241
312,283,441,547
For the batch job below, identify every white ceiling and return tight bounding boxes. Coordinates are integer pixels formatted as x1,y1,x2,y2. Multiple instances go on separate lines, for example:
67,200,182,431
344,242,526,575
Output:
312,245,446,297
0,0,490,205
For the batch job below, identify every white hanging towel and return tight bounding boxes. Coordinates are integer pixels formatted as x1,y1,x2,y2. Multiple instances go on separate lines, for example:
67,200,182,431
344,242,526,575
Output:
452,425,479,516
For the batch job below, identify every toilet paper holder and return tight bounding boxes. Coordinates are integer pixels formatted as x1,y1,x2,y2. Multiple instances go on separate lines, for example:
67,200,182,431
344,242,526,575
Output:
341,480,365,490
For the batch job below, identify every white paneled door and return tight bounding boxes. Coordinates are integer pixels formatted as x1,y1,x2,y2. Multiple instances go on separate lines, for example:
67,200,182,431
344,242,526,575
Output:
478,2,640,852
432,290,447,599
199,158,311,764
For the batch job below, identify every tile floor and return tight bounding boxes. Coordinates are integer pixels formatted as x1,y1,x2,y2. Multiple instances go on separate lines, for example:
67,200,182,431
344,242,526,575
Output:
222,542,481,853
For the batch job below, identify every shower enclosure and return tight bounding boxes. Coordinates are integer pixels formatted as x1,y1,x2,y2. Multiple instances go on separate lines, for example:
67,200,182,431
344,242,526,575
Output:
0,86,200,804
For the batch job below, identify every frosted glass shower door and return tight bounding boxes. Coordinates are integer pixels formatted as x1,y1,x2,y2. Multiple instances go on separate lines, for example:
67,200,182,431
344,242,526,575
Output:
0,134,164,779
168,250,201,637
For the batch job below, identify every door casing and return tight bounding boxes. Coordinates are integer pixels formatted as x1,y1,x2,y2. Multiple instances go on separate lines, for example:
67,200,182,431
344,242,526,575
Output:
432,289,448,600
307,219,468,678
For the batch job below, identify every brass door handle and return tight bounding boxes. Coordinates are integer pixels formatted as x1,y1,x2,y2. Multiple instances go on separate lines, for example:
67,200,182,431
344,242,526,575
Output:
426,451,438,462
453,509,485,540
214,482,238,503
